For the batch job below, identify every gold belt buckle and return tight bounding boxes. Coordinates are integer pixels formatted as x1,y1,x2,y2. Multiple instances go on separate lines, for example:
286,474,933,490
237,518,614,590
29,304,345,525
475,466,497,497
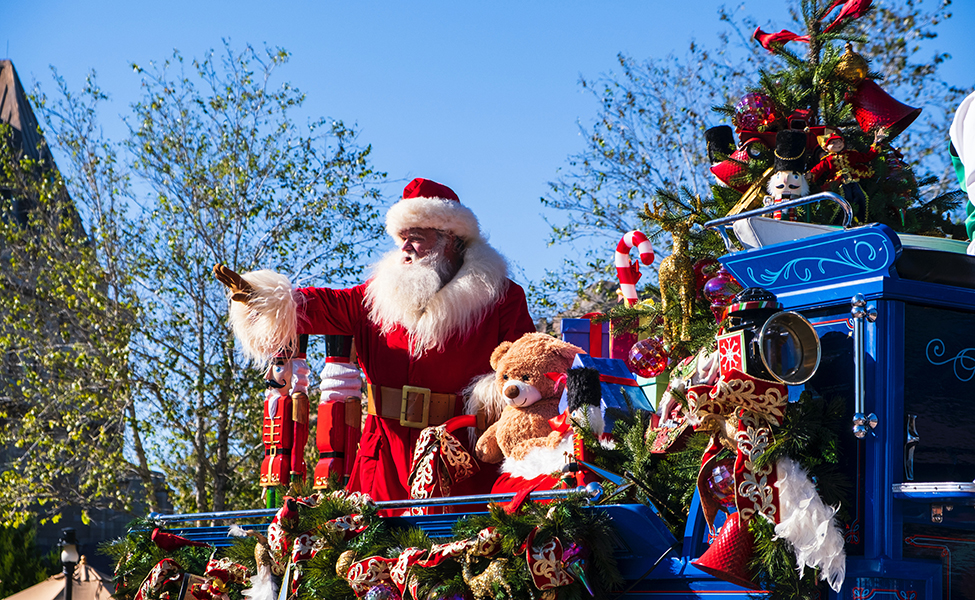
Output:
400,385,431,429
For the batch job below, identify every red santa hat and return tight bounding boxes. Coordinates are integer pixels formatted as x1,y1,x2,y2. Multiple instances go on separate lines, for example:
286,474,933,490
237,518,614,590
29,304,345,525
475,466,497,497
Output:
385,178,482,243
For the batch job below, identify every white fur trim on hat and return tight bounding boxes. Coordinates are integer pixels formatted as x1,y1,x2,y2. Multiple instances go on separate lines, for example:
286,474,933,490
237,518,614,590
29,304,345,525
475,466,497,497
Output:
385,196,481,242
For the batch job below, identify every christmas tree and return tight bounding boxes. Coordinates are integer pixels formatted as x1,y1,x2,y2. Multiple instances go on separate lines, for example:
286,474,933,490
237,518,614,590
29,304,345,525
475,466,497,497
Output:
609,0,965,358
599,2,966,597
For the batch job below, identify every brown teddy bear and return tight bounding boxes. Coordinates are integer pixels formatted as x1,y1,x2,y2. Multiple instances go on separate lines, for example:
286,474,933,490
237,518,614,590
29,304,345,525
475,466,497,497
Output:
474,333,583,485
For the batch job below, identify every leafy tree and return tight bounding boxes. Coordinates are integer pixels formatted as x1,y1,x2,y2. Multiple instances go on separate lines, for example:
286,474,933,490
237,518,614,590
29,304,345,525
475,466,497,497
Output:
5,42,386,520
533,0,970,317
119,43,386,513
0,120,139,526
0,521,58,596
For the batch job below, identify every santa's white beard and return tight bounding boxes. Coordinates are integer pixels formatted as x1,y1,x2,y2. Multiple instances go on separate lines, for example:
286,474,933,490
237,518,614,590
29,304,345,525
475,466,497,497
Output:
365,245,455,351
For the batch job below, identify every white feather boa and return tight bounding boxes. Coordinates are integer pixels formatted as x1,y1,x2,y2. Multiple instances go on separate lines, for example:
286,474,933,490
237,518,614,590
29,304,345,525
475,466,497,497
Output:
773,456,847,592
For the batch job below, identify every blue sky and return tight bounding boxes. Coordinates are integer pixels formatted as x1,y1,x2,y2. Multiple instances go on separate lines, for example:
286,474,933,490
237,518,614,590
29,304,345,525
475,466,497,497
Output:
5,1,973,287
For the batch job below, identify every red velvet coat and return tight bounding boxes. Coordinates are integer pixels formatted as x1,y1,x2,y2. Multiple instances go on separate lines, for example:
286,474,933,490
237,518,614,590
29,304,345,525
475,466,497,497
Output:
295,280,535,503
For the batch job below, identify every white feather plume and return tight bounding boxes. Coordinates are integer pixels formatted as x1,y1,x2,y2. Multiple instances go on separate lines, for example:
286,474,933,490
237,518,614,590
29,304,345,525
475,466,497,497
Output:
242,563,278,600
227,270,298,365
773,456,847,592
228,525,248,538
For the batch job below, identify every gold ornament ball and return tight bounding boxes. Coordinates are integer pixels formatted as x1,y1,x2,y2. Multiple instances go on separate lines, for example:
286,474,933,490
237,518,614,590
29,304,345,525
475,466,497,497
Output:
836,43,869,85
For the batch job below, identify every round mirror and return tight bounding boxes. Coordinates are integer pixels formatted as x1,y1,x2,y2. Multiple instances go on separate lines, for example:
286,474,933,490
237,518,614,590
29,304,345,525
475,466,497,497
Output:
758,311,821,385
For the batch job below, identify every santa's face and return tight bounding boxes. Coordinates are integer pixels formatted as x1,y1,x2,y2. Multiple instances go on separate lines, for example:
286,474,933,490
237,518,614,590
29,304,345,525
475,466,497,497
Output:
399,227,443,263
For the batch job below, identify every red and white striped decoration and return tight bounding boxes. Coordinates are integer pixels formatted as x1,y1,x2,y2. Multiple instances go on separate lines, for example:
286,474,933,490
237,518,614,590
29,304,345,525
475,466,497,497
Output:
615,230,655,306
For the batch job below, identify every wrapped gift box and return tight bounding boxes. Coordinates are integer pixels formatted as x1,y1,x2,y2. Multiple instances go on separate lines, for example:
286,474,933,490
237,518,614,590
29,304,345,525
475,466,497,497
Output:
560,313,636,360
636,371,670,412
561,317,610,357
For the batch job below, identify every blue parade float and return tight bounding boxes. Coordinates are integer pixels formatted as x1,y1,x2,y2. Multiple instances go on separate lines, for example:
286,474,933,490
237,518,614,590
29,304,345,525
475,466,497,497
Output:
148,194,975,600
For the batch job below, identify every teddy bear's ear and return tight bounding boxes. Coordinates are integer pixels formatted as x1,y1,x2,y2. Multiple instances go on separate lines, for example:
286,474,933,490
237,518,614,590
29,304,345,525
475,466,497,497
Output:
489,341,514,371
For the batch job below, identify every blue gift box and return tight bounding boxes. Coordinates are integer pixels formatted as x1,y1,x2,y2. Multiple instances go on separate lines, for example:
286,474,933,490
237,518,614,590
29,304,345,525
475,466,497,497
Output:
558,353,653,434
560,318,610,357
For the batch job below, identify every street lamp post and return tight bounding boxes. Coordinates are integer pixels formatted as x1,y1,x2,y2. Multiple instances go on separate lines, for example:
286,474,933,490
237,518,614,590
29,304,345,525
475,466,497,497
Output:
59,528,79,600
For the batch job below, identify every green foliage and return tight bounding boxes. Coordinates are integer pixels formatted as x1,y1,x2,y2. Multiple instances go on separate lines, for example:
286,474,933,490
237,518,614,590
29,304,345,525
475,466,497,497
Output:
102,516,212,600
0,123,139,525
756,393,851,515
748,515,823,600
433,497,623,600
0,521,59,597
108,493,623,600
592,406,708,537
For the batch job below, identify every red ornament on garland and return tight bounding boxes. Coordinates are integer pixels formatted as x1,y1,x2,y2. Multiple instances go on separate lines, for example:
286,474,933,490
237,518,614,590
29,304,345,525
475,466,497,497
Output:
732,92,780,133
627,337,669,378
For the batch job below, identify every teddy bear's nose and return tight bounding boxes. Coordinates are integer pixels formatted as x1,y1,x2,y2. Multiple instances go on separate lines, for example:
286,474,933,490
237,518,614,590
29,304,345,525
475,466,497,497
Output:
504,384,520,399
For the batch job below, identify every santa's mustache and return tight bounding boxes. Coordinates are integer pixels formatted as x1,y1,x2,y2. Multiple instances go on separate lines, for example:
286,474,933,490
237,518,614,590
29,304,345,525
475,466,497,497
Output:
400,245,453,284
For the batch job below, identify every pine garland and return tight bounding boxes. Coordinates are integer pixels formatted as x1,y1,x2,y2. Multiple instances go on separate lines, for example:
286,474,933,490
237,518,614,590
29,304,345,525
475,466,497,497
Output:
101,516,215,600
748,516,823,600
104,492,623,600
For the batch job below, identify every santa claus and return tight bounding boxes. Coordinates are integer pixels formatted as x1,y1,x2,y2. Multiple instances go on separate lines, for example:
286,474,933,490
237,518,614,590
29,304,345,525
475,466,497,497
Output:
214,178,535,502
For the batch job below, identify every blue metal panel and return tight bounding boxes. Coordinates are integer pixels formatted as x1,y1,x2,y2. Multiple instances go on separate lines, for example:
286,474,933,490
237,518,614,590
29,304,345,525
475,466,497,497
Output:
162,523,269,547
831,557,942,600
720,224,900,296
612,575,769,598
874,299,902,561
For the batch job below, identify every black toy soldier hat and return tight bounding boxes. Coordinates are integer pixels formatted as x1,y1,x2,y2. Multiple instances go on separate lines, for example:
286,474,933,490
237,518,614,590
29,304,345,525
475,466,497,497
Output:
773,129,808,172
706,125,737,165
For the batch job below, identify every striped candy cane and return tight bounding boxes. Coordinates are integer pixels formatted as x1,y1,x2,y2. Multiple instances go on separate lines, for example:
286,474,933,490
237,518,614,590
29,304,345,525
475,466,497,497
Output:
615,230,655,306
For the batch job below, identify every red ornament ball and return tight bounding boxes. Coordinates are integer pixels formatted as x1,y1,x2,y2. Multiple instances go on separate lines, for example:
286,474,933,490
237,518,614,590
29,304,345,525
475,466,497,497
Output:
733,92,779,132
627,337,669,378
704,267,741,307
693,258,721,301
708,463,736,507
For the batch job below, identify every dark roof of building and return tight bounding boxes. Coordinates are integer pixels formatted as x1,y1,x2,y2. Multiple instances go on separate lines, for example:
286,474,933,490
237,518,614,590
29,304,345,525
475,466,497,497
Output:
0,59,52,162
